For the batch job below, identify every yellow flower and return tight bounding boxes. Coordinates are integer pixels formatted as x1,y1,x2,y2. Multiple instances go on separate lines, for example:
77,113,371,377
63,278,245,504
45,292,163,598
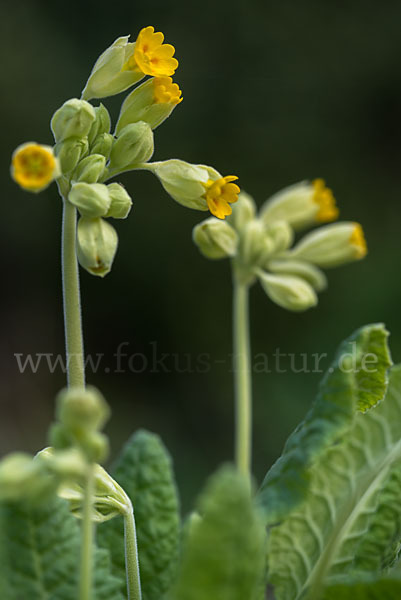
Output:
153,77,183,104
349,222,367,258
126,26,178,77
11,143,59,193
312,178,338,222
203,176,240,219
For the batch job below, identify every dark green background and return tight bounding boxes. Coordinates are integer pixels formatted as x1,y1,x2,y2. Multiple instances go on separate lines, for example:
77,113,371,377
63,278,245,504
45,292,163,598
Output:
1,0,401,509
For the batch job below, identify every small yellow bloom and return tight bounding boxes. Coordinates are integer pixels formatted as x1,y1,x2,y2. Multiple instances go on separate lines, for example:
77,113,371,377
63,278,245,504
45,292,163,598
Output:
203,176,240,219
11,143,59,193
153,77,183,104
312,178,338,222
350,223,367,258
126,26,178,77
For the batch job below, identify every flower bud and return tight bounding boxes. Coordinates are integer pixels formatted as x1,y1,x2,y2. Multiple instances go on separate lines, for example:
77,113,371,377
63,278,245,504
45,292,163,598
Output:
58,464,131,522
90,133,114,161
264,220,294,254
55,137,89,174
36,447,87,480
87,104,111,146
57,386,110,433
82,432,109,463
77,217,118,277
227,191,256,232
116,76,182,133
149,159,211,210
73,154,107,184
105,183,133,219
260,180,338,231
193,217,238,259
289,222,368,268
267,259,327,292
81,35,143,101
258,271,318,312
69,182,111,217
51,99,96,142
240,219,274,266
109,122,154,171
0,453,55,502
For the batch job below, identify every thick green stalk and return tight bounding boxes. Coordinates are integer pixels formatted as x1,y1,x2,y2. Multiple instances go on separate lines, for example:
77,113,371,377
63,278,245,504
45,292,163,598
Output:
233,279,252,482
124,504,142,600
62,196,94,600
62,197,85,388
79,465,95,600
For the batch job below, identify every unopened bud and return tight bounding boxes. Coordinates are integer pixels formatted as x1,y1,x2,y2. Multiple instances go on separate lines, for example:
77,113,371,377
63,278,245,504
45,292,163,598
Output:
88,104,111,146
105,183,133,219
258,271,318,312
91,133,114,161
77,217,118,277
51,98,96,142
267,259,327,292
193,217,238,259
264,220,294,254
73,154,106,184
55,137,89,174
69,182,110,217
240,219,274,266
57,386,110,433
109,122,154,171
227,191,256,232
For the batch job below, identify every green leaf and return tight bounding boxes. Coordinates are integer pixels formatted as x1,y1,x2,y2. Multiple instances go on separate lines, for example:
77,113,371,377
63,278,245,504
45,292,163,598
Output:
258,323,392,524
0,495,124,600
261,360,401,600
170,466,266,600
98,429,180,600
321,575,401,599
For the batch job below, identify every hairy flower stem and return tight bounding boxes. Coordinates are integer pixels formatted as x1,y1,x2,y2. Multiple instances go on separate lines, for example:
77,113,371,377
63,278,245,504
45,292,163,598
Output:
62,196,94,600
124,504,142,600
62,197,85,388
233,279,252,483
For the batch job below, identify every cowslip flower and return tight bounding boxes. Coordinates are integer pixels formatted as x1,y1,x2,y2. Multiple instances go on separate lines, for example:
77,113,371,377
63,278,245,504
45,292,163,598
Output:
125,26,178,77
144,159,240,218
115,76,183,133
260,179,338,230
193,186,367,311
11,143,60,193
81,27,178,101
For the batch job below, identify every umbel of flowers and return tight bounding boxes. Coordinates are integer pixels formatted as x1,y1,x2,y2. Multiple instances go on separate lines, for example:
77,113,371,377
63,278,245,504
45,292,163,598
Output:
10,26,241,277
193,180,367,311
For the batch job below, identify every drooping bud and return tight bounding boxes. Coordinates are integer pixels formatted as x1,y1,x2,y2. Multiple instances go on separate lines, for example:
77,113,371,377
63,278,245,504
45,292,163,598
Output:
289,222,368,268
258,270,318,312
69,182,110,217
90,133,114,161
55,137,89,174
115,76,183,133
51,99,96,142
193,217,238,259
56,386,111,433
77,217,118,277
0,453,55,502
36,447,87,480
87,104,111,146
73,154,106,184
105,183,132,219
260,180,338,231
227,191,256,232
267,258,327,292
108,122,154,172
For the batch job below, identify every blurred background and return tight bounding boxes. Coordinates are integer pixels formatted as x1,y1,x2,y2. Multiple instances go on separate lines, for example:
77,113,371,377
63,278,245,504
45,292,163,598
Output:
1,0,401,511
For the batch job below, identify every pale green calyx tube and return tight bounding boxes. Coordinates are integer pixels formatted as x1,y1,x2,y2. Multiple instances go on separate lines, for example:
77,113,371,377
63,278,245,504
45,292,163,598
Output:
108,121,154,171
193,217,238,259
77,217,118,278
69,183,111,218
51,98,96,142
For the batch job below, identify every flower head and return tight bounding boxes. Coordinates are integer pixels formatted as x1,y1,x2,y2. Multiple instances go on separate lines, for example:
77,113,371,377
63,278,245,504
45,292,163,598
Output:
126,26,178,77
153,77,183,104
11,143,59,193
203,176,240,219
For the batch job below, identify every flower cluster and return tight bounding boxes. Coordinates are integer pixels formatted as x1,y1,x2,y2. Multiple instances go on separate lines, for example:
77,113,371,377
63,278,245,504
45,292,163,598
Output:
193,180,367,311
10,26,240,277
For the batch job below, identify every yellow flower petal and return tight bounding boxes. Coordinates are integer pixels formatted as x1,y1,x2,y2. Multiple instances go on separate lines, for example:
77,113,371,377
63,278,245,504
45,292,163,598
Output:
312,178,339,222
203,176,240,219
11,143,58,192
129,26,179,77
153,77,183,104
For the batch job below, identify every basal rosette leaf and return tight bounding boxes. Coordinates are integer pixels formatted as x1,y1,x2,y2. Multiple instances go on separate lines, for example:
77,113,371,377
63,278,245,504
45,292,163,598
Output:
0,494,124,600
170,466,266,600
258,323,391,525
98,429,180,600
262,362,401,600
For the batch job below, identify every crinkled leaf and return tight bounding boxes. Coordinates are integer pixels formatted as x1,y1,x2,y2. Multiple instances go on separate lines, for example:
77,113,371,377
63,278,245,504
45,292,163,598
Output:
0,494,124,600
170,466,266,600
258,323,391,524
98,429,180,600
263,362,401,600
321,575,401,599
